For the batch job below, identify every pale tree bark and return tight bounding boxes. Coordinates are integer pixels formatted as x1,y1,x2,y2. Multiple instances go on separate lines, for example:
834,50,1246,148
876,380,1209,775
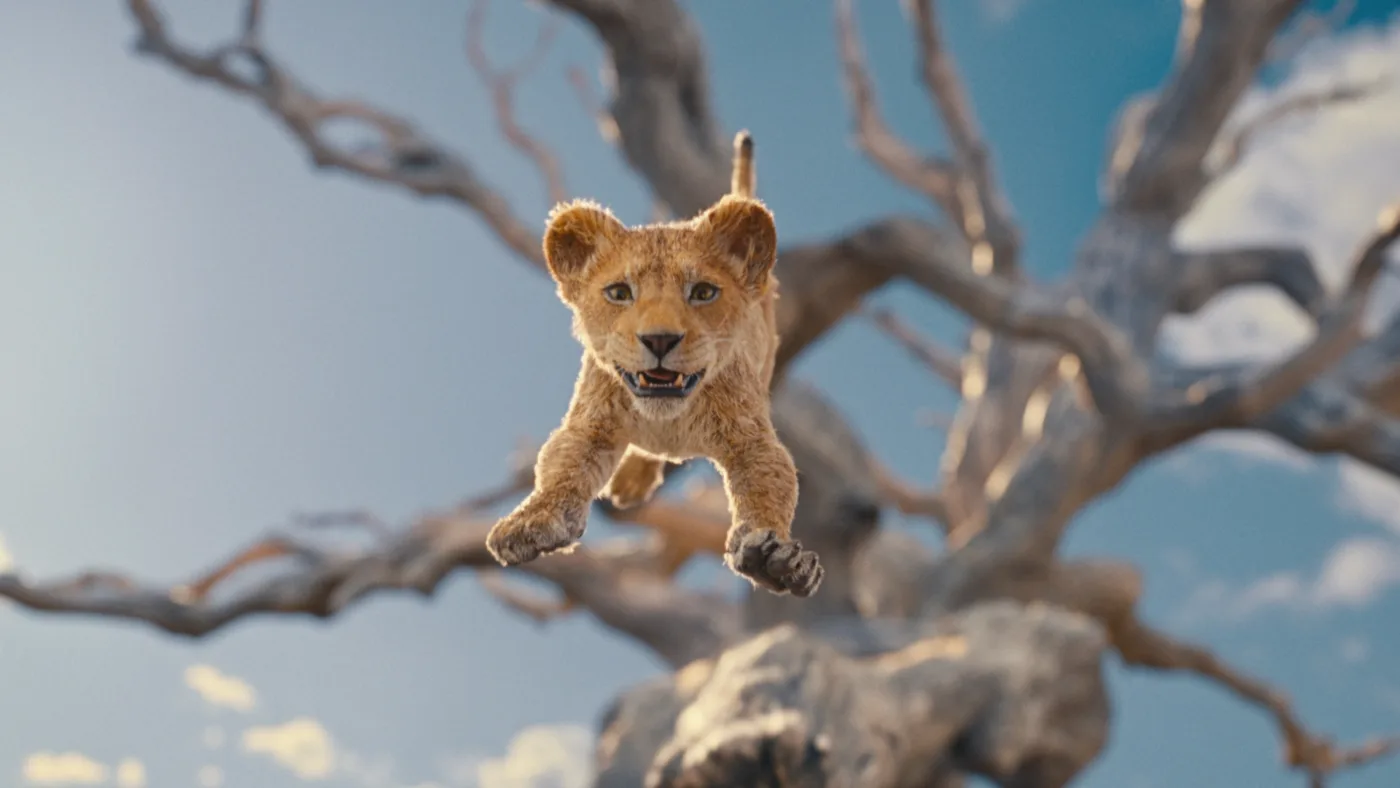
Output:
4,0,1400,786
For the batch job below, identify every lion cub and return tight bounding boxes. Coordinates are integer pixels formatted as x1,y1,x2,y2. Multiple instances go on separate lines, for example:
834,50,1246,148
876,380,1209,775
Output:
485,132,823,597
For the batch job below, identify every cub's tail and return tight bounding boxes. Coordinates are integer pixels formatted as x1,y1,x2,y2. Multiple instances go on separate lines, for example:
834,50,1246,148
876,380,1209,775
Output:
731,130,756,199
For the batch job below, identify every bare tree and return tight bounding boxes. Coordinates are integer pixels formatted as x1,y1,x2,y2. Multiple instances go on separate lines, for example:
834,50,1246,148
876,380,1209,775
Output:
4,0,1400,786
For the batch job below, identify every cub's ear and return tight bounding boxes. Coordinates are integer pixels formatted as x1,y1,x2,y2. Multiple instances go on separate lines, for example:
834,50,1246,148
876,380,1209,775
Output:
696,195,777,289
543,199,626,286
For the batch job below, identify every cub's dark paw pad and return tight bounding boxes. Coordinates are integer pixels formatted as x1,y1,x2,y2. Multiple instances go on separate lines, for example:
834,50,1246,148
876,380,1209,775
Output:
723,529,824,598
485,506,587,566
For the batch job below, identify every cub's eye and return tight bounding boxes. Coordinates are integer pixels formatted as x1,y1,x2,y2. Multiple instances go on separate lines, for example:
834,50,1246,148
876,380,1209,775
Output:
602,283,633,304
688,282,720,304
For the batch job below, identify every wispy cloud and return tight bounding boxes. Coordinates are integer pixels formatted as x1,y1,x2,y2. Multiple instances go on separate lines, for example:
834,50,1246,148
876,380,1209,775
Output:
1336,459,1400,535
184,664,257,713
979,0,1029,25
114,759,146,788
197,765,224,788
241,717,336,780
470,724,593,788
1339,635,1370,664
22,752,108,786
1176,536,1400,623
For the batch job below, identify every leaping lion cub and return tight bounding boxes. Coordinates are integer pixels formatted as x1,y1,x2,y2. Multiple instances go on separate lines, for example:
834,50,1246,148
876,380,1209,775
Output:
485,131,824,597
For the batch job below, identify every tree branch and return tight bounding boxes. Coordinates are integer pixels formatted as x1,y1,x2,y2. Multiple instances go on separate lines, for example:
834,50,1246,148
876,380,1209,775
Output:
1108,0,1308,218
0,499,740,667
126,0,548,270
906,0,1022,277
1254,380,1400,477
542,0,729,218
1112,616,1400,786
566,64,623,147
1171,244,1326,316
871,460,949,529
1208,77,1389,180
1146,206,1400,446
833,0,961,219
865,308,963,388
1264,0,1356,66
827,216,1141,419
465,0,569,207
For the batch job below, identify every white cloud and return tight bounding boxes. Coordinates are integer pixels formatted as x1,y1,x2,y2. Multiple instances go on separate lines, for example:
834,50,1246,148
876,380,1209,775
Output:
22,752,108,786
1177,535,1400,622
242,717,337,780
197,765,224,788
1336,459,1400,535
184,664,257,713
472,724,593,788
1312,536,1400,605
980,0,1028,24
114,759,146,788
1339,635,1369,663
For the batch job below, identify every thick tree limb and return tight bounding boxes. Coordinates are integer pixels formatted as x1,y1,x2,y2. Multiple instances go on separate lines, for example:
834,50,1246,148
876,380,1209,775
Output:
1108,0,1308,218
465,0,569,207
1254,380,1400,476
1146,207,1400,446
126,0,548,270
628,603,1110,788
831,217,1140,419
542,0,729,218
1171,245,1326,316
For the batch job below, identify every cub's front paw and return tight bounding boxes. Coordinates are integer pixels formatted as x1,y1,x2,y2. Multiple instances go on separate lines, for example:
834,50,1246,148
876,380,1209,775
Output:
723,529,824,598
486,501,588,566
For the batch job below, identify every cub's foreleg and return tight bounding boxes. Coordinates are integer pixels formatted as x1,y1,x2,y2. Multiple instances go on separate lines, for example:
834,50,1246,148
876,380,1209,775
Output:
486,383,624,566
711,420,823,597
603,446,668,510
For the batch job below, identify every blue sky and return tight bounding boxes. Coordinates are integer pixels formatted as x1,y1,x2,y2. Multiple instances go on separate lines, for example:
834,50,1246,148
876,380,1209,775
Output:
1,1,1399,786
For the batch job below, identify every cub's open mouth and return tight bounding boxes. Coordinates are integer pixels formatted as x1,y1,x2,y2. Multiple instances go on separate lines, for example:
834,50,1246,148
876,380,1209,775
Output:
616,366,705,398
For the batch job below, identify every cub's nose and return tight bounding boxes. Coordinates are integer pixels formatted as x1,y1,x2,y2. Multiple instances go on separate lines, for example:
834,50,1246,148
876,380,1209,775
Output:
637,332,684,361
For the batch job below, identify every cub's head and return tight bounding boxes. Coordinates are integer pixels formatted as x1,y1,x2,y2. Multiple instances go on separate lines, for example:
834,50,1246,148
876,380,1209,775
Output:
542,195,778,418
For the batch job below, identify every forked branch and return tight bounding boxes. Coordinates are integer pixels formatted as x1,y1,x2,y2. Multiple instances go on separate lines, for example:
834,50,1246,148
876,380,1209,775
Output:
0,494,739,667
465,0,569,206
834,0,961,216
126,0,547,269
1171,245,1326,317
1109,0,1307,217
1147,206,1400,447
1113,616,1400,787
907,0,1021,277
835,0,1021,276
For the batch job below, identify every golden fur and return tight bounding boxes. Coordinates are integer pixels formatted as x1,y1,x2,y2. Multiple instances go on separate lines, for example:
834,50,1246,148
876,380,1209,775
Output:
485,131,823,597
